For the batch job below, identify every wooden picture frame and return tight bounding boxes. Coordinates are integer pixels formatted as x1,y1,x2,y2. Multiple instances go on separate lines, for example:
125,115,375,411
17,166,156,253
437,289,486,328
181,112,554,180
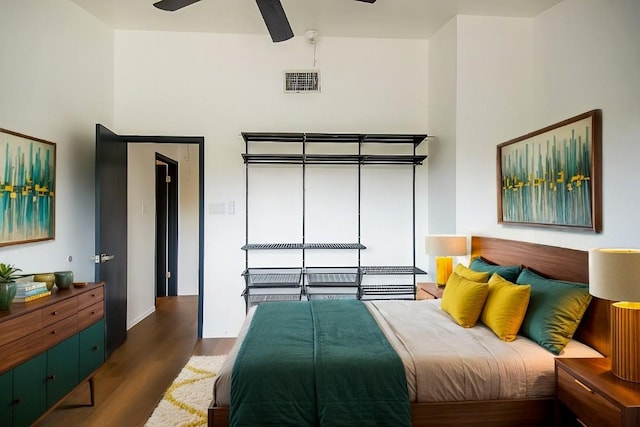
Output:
497,110,602,232
0,128,56,246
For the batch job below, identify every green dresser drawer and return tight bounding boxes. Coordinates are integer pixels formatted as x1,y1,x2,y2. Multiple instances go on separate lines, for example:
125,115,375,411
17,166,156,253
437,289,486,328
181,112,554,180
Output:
0,370,13,426
46,335,79,408
13,353,47,427
79,319,105,380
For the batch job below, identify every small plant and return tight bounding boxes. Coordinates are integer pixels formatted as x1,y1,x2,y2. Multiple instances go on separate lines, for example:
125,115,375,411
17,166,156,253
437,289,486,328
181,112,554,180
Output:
0,263,22,283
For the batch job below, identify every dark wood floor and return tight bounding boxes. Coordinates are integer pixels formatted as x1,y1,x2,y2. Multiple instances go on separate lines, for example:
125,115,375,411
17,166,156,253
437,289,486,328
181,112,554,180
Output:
36,296,235,427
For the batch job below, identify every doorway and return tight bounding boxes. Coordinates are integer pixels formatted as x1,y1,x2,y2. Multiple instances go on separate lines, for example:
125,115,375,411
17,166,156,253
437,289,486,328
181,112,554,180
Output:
96,125,205,358
155,153,178,298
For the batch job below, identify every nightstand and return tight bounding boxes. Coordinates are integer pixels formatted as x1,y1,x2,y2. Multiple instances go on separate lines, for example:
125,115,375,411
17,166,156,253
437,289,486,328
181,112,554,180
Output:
555,358,640,427
416,282,444,300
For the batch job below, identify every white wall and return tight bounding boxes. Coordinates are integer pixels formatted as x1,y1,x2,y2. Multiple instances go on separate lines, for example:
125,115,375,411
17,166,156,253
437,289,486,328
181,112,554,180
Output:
0,1,113,279
530,0,640,248
427,15,535,274
127,143,199,328
455,16,534,239
113,31,428,336
427,17,457,236
176,145,200,295
430,0,640,257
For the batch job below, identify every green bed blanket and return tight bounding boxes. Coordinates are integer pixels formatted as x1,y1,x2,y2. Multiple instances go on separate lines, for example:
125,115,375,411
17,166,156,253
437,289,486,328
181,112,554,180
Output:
230,300,410,427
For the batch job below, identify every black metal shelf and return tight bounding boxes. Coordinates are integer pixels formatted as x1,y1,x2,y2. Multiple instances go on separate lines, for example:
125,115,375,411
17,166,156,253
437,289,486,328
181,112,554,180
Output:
241,132,428,147
242,243,366,250
243,131,428,306
242,153,427,165
361,266,428,275
360,284,416,295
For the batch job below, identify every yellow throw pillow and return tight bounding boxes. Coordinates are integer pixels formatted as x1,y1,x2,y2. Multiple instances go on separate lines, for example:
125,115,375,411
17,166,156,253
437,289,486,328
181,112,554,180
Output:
453,263,490,283
480,274,531,341
441,272,489,328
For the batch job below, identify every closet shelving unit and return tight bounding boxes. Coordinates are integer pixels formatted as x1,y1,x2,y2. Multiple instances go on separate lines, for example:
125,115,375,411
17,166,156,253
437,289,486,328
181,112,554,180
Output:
241,132,428,308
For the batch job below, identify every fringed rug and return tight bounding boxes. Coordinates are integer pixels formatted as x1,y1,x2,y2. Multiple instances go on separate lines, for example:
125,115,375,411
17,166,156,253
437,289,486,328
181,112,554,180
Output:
146,355,227,427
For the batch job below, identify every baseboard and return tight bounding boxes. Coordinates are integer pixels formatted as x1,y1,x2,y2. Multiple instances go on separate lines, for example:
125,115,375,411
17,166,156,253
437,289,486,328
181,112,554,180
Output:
127,306,156,330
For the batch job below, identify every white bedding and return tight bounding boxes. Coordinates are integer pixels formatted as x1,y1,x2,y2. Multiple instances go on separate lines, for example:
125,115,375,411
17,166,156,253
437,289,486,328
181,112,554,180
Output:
213,299,602,406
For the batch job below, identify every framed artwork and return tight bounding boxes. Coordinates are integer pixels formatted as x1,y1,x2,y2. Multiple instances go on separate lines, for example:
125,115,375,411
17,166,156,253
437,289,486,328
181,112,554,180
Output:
0,128,56,246
497,110,601,232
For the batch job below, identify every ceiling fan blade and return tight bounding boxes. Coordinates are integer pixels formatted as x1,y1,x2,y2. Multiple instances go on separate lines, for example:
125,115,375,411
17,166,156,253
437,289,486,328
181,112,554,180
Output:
354,0,377,3
255,0,294,43
153,0,201,12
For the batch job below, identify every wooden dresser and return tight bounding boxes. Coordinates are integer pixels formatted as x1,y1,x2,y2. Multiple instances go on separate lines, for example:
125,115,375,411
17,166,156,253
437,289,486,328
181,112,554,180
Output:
0,282,105,427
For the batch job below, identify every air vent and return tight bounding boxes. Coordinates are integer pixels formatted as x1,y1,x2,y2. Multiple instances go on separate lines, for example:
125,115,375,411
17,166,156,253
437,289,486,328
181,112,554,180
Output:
284,70,320,93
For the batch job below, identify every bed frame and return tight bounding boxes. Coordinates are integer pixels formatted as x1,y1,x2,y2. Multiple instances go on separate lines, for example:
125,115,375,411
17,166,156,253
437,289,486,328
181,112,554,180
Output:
208,236,611,427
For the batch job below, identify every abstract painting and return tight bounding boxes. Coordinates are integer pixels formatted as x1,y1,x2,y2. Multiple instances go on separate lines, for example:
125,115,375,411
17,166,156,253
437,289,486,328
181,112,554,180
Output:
0,128,56,246
497,110,601,232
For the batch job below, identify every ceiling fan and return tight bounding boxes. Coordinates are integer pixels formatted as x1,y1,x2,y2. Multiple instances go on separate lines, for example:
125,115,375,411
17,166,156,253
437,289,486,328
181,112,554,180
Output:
153,0,377,43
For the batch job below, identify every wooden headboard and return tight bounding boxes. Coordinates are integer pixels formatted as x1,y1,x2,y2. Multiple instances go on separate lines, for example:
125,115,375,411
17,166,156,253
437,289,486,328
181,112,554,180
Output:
470,236,610,356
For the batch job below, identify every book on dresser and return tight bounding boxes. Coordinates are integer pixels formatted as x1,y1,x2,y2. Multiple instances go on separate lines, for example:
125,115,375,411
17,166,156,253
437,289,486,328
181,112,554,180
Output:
13,282,50,302
13,290,51,302
16,282,47,292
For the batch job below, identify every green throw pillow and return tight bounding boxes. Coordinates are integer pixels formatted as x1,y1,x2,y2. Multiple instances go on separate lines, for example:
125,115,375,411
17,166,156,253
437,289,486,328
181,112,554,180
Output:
469,257,522,282
515,269,592,355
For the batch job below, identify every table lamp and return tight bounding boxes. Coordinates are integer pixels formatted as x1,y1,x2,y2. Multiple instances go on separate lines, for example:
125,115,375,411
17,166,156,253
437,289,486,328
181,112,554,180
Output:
589,248,640,382
425,235,467,286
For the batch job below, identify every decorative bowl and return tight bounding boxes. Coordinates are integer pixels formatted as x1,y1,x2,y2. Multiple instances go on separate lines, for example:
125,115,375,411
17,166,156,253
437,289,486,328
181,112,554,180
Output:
54,271,74,289
34,273,56,291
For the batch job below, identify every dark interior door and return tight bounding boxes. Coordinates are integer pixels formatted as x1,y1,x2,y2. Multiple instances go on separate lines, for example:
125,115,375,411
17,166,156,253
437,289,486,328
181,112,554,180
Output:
155,163,168,298
95,129,205,340
167,160,178,296
155,154,179,298
95,124,128,358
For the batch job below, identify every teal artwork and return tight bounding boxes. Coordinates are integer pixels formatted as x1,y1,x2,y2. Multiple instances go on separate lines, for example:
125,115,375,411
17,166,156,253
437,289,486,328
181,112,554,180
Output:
497,110,601,232
0,128,56,246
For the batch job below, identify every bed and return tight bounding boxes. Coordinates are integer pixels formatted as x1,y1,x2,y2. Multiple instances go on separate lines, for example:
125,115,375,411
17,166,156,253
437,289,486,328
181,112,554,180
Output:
208,236,611,427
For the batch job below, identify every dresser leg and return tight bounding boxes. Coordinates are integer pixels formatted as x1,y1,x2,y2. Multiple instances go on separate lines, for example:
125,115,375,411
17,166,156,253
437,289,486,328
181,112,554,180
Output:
89,377,95,406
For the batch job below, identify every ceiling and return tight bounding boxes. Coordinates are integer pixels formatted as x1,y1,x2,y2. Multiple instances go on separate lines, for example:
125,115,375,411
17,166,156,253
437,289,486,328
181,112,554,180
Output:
71,0,563,40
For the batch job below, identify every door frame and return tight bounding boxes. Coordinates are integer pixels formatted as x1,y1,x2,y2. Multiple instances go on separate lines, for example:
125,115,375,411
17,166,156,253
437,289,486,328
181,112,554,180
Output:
121,134,205,337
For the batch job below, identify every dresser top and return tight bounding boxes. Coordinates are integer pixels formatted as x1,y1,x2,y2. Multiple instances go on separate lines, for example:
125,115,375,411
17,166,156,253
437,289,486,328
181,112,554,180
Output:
0,282,105,322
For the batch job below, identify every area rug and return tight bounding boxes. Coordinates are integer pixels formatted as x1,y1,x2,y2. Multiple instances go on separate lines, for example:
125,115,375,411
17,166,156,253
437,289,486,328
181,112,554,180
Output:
146,355,227,427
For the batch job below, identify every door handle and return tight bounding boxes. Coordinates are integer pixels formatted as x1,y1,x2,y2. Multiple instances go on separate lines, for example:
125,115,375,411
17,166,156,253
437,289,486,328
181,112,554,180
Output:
93,253,115,263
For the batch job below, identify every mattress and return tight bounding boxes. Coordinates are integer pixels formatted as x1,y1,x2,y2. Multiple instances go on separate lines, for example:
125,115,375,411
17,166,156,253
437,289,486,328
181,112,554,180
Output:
213,299,601,405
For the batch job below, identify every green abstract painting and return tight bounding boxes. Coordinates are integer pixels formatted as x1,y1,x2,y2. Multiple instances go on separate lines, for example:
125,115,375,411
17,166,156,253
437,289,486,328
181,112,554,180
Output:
497,110,601,232
0,128,56,246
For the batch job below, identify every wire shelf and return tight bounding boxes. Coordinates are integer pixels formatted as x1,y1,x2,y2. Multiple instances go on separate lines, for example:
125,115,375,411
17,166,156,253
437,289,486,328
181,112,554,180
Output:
242,243,366,250
360,284,415,294
306,267,361,286
361,266,427,275
243,268,302,287
242,153,427,165
242,132,428,147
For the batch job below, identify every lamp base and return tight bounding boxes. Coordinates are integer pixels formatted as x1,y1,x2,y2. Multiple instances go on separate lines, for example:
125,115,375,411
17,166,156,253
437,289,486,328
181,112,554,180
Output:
611,302,640,383
435,256,453,287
